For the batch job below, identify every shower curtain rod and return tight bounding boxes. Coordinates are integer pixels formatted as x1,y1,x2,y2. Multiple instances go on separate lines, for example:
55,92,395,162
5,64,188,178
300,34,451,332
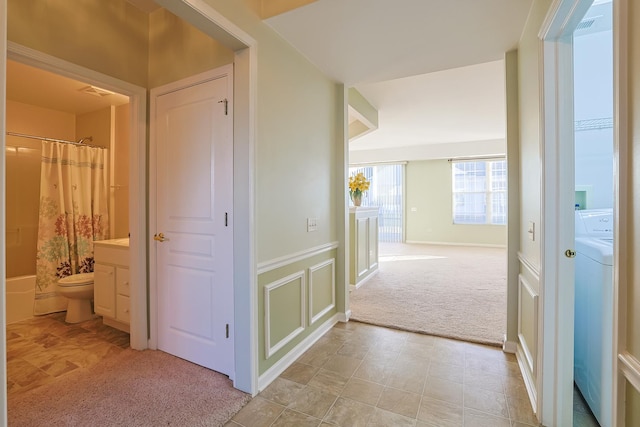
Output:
6,131,105,149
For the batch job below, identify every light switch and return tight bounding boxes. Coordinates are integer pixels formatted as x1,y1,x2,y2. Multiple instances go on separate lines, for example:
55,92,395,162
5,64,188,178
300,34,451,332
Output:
528,221,535,241
307,217,318,232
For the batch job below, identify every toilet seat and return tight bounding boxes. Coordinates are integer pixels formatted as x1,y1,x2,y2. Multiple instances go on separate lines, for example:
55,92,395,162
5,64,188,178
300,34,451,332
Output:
58,272,94,287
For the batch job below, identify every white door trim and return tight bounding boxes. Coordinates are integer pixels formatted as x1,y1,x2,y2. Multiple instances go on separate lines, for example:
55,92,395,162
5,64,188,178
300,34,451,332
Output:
152,0,258,394
5,42,149,351
612,0,629,425
0,3,8,424
538,0,590,425
539,1,624,426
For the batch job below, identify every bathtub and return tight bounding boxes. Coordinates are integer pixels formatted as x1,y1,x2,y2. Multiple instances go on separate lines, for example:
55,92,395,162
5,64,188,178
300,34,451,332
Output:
6,275,35,324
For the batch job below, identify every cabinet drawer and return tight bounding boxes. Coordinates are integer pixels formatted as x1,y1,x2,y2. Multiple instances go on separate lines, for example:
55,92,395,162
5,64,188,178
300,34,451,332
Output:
94,245,129,266
116,267,130,296
116,294,130,324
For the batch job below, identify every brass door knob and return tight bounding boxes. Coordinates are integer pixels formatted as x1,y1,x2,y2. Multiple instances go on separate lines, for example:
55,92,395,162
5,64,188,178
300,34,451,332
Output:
565,249,576,258
154,233,168,242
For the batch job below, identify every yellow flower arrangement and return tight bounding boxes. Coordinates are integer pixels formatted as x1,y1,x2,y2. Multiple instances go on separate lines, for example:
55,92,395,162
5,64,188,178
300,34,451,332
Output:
348,172,370,206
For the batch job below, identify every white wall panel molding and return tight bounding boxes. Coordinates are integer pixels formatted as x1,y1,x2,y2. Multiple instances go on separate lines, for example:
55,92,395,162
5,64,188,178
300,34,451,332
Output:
257,241,339,274
308,258,336,326
258,313,339,392
619,352,640,393
264,271,305,359
518,274,539,375
518,251,540,281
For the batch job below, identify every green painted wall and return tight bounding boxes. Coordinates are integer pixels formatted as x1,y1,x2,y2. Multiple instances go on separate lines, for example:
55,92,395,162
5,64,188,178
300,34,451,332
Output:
517,0,550,271
348,88,377,128
627,383,640,426
405,160,506,246
148,8,234,88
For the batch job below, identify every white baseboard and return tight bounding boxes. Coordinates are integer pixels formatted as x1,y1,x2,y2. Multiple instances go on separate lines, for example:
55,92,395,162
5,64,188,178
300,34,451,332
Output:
337,310,351,323
257,313,339,392
405,240,506,249
349,269,379,291
503,336,517,354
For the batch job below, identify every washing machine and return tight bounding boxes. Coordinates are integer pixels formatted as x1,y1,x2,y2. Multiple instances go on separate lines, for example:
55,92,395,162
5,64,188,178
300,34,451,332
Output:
574,208,614,427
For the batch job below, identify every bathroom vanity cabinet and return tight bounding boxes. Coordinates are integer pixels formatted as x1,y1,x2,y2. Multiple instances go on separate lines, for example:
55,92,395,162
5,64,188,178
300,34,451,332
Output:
94,238,130,333
349,207,379,288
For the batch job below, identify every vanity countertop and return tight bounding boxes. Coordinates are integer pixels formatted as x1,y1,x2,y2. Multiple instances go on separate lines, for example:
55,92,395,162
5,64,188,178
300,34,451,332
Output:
94,238,130,248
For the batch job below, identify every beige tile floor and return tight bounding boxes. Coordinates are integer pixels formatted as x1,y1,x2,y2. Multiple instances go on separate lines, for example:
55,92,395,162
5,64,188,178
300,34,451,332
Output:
5,315,599,426
6,312,129,397
228,321,601,427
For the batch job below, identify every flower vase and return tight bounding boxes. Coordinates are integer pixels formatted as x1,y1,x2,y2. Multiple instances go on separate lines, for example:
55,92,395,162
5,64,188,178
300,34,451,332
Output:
351,192,362,207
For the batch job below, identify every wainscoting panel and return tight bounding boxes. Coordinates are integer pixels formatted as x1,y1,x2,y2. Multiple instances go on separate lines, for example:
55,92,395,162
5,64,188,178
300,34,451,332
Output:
264,271,305,359
368,216,378,270
356,218,369,276
309,259,336,326
258,245,338,376
517,252,540,411
518,274,538,374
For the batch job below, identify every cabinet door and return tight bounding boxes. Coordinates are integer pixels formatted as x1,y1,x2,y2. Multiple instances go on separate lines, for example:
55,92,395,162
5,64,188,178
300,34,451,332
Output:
94,263,116,317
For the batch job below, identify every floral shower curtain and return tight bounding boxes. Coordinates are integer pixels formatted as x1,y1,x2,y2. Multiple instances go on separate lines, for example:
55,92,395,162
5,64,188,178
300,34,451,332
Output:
34,141,109,315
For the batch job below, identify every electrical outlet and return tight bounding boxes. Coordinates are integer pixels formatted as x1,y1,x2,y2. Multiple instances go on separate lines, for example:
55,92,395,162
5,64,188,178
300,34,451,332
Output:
307,217,318,232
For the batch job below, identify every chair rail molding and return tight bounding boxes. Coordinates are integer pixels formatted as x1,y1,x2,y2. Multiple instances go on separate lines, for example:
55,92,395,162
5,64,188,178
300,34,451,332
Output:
257,242,339,275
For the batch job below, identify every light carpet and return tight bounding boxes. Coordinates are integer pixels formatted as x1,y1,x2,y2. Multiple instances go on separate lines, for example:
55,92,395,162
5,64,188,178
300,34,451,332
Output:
8,348,251,427
349,243,507,346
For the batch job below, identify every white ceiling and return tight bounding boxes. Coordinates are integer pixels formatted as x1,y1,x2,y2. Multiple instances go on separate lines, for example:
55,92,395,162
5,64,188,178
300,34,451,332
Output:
266,0,533,159
266,0,533,86
351,60,506,151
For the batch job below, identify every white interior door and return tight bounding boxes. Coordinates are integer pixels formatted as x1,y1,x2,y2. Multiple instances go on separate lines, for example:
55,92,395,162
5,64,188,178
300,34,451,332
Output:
153,66,234,377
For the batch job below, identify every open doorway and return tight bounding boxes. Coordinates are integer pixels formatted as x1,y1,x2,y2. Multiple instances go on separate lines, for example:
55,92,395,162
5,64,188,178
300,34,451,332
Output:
572,1,614,426
347,155,507,346
346,61,509,346
3,0,258,402
4,58,136,395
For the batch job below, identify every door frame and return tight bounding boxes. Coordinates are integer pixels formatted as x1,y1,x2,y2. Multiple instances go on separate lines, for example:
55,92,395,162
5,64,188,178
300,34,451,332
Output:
0,0,259,409
538,0,626,425
4,42,149,351
612,0,630,424
152,0,258,394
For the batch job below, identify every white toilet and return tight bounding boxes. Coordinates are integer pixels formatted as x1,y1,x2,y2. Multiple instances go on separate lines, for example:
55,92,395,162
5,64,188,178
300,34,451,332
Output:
57,272,95,323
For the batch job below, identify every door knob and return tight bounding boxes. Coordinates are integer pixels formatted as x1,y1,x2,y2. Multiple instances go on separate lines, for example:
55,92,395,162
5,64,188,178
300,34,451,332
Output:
154,233,168,242
565,249,576,258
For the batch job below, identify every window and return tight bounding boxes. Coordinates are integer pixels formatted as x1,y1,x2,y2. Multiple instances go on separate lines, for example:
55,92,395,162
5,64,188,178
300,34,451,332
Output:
452,159,507,225
349,164,404,242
